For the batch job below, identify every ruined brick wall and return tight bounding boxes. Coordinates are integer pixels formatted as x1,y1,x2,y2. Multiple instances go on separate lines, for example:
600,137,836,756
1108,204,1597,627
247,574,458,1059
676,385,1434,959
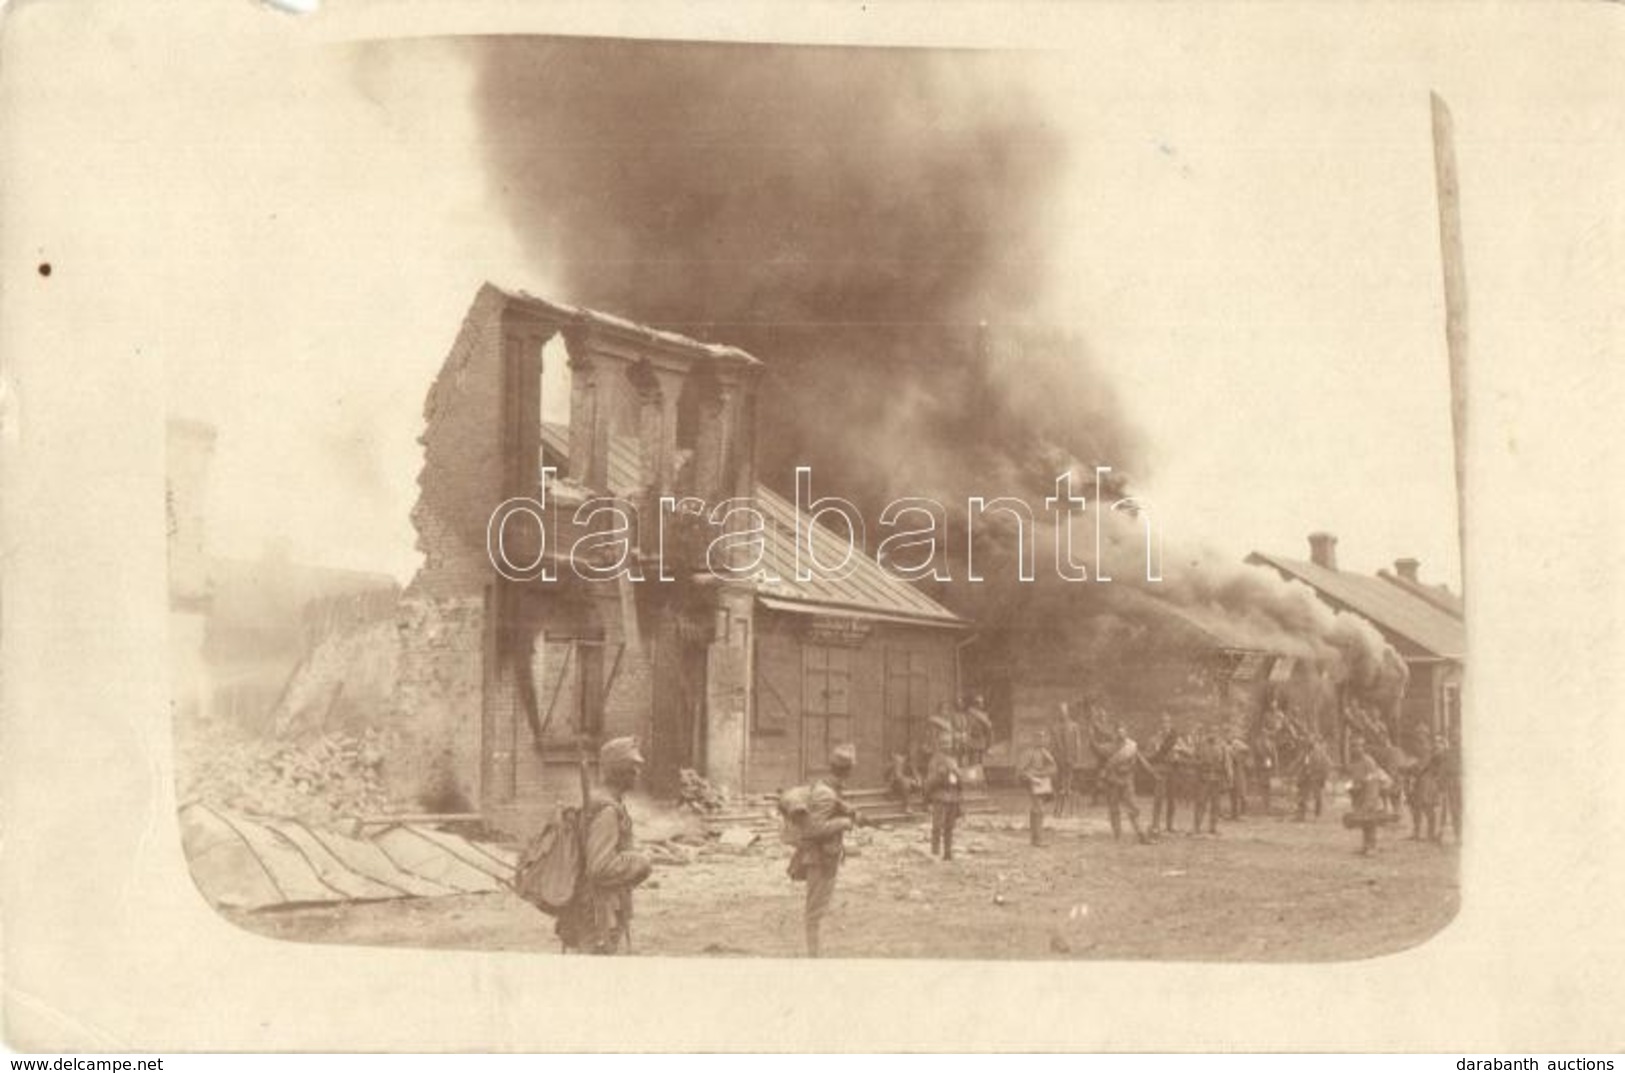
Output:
387,285,510,811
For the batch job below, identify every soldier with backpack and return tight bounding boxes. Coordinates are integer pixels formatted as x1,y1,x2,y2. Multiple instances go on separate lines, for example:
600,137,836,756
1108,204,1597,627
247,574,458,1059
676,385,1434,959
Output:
781,743,862,958
552,737,653,955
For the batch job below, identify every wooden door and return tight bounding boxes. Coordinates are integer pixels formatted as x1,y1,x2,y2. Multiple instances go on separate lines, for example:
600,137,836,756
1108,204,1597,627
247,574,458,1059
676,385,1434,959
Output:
800,645,852,778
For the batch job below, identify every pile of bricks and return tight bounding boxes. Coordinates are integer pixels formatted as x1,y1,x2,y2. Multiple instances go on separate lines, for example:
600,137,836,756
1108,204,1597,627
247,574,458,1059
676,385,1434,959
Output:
178,726,393,823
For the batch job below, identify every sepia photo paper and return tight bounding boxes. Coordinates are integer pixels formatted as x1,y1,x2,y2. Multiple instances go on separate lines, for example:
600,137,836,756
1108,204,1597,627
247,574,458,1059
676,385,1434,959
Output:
1,0,1622,1054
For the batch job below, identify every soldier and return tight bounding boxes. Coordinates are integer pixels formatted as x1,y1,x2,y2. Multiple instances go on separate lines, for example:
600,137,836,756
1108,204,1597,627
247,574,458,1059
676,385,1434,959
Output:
924,731,964,860
1345,737,1393,856
1256,702,1284,814
1146,713,1181,836
1293,734,1332,821
1378,732,1410,818
1191,724,1231,836
1084,697,1111,807
1226,732,1251,820
929,701,963,761
885,751,921,814
787,743,862,958
963,693,994,767
1091,724,1152,844
1050,702,1083,816
1408,735,1444,842
556,737,654,956
1018,728,1059,847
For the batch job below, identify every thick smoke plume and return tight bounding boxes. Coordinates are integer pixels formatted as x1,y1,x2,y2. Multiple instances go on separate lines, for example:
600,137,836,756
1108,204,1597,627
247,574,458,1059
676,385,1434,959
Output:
470,37,1142,517
468,37,1407,709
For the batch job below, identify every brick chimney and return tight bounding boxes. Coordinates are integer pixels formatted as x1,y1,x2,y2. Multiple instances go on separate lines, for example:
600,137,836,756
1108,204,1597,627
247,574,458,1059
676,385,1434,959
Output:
1394,557,1420,582
1308,532,1338,571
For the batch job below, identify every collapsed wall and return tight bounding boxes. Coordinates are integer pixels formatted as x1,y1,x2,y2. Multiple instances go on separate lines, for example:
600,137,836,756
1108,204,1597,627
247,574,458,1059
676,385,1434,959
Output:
387,284,512,813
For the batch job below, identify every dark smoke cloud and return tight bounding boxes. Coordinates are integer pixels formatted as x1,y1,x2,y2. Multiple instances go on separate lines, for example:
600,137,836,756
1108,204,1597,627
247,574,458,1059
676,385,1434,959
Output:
468,36,1144,518
464,36,1407,709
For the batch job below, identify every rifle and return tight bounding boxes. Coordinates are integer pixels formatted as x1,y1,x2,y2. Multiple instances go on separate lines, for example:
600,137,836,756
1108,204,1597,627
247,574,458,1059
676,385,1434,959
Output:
577,735,592,811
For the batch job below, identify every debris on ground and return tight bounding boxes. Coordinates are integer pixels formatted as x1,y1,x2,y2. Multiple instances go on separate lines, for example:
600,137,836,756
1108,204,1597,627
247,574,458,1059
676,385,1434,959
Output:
716,827,760,850
178,726,392,824
676,768,729,813
645,841,696,867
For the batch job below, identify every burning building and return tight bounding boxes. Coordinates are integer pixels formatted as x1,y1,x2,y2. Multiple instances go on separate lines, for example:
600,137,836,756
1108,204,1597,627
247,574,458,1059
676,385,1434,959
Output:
964,577,1347,770
390,284,966,832
1249,534,1465,744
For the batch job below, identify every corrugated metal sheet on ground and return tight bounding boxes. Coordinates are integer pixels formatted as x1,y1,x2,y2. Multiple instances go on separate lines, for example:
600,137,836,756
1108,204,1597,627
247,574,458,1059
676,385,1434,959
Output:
392,823,517,879
262,819,414,901
369,825,507,893
300,825,457,899
179,803,513,911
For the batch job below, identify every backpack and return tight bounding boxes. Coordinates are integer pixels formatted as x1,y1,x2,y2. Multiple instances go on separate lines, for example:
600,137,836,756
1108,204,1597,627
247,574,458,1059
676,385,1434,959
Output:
514,801,607,916
776,785,812,846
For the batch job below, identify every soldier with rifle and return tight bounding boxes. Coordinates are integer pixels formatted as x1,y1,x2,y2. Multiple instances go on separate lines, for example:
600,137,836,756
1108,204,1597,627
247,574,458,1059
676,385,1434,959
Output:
556,737,654,955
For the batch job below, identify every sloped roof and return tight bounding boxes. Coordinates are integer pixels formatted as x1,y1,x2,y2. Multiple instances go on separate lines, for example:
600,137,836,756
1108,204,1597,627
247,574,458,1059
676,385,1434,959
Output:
539,424,965,628
1378,569,1465,619
1246,552,1466,659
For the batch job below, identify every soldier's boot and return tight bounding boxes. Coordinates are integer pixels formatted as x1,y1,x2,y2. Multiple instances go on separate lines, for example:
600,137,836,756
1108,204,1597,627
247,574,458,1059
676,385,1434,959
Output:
1109,810,1121,841
806,920,821,958
1029,810,1043,847
942,827,954,862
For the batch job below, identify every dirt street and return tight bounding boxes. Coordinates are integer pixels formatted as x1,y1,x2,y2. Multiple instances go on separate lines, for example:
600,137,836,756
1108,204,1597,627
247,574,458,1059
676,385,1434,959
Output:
224,793,1459,962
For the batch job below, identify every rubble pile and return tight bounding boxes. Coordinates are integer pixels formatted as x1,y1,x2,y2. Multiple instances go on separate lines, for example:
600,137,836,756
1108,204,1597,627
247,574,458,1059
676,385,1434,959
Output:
178,725,393,823
676,768,729,813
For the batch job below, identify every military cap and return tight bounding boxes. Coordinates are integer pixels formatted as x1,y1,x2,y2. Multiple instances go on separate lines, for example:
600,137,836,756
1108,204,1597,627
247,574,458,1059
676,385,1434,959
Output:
829,742,857,769
599,736,645,768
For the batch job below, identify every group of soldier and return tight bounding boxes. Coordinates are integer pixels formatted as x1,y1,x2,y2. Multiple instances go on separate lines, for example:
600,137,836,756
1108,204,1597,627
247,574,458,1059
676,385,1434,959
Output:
1007,696,1463,857
548,692,1464,957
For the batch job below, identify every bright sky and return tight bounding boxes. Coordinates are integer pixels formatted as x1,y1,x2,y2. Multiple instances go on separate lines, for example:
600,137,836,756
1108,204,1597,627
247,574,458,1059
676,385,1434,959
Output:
16,3,1609,591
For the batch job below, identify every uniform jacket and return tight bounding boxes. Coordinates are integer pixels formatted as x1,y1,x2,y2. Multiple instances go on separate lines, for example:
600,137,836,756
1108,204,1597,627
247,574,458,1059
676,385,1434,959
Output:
792,777,855,869
1052,719,1085,766
924,751,964,804
1092,737,1141,789
1018,746,1058,796
558,788,652,953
